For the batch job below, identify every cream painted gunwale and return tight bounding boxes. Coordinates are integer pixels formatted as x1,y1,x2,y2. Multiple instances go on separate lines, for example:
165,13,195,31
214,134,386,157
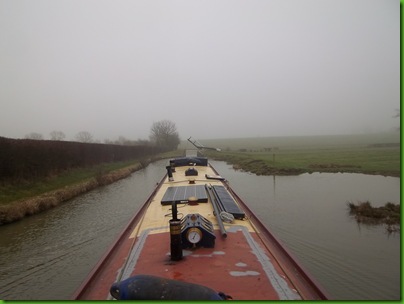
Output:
130,164,254,239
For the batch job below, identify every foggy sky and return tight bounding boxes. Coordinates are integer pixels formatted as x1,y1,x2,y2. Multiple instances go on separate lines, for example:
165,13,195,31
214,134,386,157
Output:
0,0,399,141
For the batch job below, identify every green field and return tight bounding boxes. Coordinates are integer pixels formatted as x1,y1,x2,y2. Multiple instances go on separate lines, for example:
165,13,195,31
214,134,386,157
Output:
181,132,400,150
181,132,401,177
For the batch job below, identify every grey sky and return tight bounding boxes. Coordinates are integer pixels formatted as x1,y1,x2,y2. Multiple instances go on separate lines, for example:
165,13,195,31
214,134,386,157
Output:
0,0,399,141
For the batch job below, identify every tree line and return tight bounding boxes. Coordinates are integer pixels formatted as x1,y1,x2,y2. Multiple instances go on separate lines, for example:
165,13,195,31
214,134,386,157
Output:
24,120,181,148
25,130,150,144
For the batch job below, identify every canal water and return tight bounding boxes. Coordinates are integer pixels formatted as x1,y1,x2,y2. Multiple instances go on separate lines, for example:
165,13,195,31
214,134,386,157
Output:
0,159,400,300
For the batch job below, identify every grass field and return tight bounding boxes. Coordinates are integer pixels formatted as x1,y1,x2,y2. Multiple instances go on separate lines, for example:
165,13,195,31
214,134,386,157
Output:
180,132,400,151
181,132,401,177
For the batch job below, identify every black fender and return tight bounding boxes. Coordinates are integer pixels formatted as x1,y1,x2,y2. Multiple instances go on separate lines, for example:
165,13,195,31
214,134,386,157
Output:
110,274,230,300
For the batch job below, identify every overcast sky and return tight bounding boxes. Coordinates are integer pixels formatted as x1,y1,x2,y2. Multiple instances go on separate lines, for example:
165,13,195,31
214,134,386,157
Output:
0,0,399,141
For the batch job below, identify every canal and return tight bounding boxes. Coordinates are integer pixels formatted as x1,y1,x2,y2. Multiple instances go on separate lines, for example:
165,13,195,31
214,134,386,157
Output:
0,159,400,300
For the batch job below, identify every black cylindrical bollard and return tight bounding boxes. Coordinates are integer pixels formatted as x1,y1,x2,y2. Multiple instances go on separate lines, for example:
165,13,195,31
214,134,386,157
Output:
166,166,174,181
169,219,182,261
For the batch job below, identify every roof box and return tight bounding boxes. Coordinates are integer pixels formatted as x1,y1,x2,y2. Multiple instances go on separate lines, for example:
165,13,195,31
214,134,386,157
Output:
170,157,208,167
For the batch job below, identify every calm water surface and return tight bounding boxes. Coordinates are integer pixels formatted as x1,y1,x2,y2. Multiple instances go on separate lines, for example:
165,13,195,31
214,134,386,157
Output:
0,160,400,300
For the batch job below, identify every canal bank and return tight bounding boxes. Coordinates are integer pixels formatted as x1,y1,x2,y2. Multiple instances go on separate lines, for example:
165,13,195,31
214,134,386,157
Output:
0,162,145,225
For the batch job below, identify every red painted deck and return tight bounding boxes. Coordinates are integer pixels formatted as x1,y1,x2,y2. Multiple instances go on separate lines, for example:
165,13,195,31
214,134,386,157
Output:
121,229,300,300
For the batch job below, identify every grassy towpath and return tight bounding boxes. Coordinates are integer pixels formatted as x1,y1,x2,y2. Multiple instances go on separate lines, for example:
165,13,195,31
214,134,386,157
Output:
0,159,152,205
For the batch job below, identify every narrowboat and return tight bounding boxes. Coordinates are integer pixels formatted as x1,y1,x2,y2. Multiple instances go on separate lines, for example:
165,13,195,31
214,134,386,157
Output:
72,141,328,300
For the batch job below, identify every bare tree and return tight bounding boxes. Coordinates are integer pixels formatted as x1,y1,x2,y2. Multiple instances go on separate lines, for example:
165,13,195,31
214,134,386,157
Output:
75,131,93,143
49,130,66,141
392,109,400,118
116,136,129,145
393,109,400,131
149,120,180,150
25,132,43,140
136,139,151,146
104,136,136,146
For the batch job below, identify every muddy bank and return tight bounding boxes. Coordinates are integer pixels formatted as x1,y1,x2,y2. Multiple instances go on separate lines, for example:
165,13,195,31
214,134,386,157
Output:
232,162,306,176
217,157,399,177
347,201,400,233
0,162,148,226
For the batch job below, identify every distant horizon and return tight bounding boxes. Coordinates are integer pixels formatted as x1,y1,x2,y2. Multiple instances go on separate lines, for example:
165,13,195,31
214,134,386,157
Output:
1,129,400,143
196,130,400,141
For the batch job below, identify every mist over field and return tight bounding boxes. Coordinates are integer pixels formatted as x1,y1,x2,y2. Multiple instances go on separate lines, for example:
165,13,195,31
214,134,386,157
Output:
181,132,401,151
0,0,399,141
